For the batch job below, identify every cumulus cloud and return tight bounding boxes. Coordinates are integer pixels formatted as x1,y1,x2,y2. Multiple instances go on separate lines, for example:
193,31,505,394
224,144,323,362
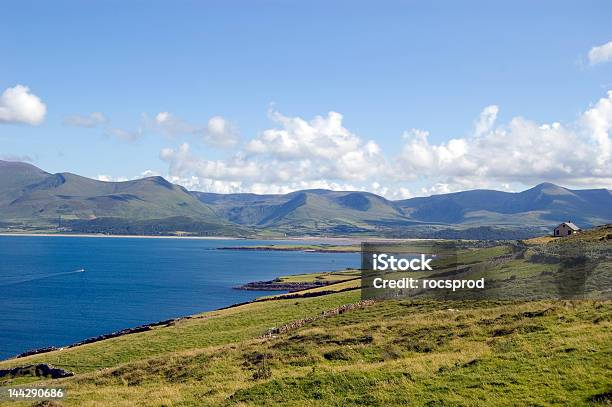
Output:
203,116,240,148
582,90,612,165
159,91,612,197
398,91,612,190
588,41,612,65
145,111,196,138
0,85,46,125
145,112,239,148
245,110,385,181
247,111,360,159
473,105,499,137
63,112,107,128
160,110,391,195
140,169,160,178
161,143,292,183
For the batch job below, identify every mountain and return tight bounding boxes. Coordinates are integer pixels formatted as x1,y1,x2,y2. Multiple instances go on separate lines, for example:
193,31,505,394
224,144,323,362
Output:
395,182,612,227
0,161,243,235
1,160,610,238
195,189,411,235
194,183,611,234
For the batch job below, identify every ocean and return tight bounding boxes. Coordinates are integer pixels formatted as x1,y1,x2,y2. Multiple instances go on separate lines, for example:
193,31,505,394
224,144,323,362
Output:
0,235,359,360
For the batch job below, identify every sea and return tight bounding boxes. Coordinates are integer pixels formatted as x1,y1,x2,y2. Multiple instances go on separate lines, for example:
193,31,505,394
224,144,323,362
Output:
0,235,359,360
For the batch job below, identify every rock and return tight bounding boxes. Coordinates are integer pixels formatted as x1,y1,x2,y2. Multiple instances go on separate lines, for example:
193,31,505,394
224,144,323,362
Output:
0,364,74,379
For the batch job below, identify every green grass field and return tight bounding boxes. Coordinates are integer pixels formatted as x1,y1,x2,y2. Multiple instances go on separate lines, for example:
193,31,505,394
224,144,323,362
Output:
1,295,609,406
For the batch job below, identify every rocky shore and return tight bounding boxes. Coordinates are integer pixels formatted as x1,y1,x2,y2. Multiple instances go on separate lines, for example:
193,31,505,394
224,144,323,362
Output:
0,363,74,379
13,318,181,359
235,279,331,291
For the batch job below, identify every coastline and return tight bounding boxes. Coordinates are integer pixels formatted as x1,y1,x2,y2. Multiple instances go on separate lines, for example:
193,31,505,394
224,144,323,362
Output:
3,276,359,362
0,232,429,243
0,232,245,240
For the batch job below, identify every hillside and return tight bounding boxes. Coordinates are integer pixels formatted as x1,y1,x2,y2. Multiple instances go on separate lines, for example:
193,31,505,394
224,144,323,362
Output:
0,234,609,406
0,161,243,235
1,160,611,238
396,182,612,227
195,183,611,237
2,297,608,406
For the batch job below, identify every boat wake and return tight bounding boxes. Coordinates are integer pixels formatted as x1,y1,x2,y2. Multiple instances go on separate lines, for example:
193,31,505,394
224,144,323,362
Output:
0,268,86,287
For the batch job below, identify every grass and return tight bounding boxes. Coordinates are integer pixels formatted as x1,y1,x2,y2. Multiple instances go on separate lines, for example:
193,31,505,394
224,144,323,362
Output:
1,298,609,406
0,291,360,374
274,269,360,284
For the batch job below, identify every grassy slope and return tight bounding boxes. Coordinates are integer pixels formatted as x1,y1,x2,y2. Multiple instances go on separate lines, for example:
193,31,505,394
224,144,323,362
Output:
0,296,609,406
258,191,404,227
3,174,219,222
275,269,360,283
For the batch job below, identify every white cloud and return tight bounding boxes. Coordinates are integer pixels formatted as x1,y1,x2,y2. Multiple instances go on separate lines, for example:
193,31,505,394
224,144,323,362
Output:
145,111,196,138
107,127,143,142
63,112,107,128
203,116,240,148
95,174,129,182
245,110,385,181
588,41,612,65
159,92,612,198
96,174,144,182
397,91,612,191
145,112,239,148
160,111,390,196
161,143,281,183
247,111,361,160
0,85,46,125
0,154,33,162
140,169,160,178
155,112,169,123
473,105,499,137
582,90,612,165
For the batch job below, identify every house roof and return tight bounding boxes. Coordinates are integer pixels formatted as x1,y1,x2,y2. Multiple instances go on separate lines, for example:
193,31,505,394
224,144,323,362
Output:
556,222,581,231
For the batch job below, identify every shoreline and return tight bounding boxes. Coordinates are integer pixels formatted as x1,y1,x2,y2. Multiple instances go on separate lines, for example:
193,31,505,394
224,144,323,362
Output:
0,232,245,240
3,277,358,362
235,280,332,291
0,232,429,243
218,245,361,253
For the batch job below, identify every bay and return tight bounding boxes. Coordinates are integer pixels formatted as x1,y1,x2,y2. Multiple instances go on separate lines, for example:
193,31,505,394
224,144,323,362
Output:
0,236,359,360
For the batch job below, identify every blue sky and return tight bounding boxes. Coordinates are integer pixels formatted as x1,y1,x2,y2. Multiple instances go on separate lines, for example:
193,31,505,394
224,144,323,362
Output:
1,1,611,197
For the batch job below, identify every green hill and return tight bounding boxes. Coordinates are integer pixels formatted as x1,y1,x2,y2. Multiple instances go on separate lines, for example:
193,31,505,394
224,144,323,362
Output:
0,161,243,235
2,160,611,238
195,184,612,238
396,182,612,227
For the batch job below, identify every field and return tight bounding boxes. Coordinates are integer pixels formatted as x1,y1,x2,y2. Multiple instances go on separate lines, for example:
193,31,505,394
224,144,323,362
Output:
0,227,610,406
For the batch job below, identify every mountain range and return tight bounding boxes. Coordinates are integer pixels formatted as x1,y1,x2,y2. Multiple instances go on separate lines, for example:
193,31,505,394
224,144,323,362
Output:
1,160,610,239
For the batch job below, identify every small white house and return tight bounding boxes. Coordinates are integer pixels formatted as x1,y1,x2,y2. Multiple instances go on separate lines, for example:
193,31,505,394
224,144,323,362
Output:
553,221,581,237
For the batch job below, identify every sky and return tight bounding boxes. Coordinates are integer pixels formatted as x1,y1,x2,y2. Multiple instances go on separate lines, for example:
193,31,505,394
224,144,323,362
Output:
1,0,611,198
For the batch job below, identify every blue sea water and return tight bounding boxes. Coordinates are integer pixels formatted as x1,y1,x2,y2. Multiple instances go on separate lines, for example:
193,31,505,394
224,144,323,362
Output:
0,236,359,360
